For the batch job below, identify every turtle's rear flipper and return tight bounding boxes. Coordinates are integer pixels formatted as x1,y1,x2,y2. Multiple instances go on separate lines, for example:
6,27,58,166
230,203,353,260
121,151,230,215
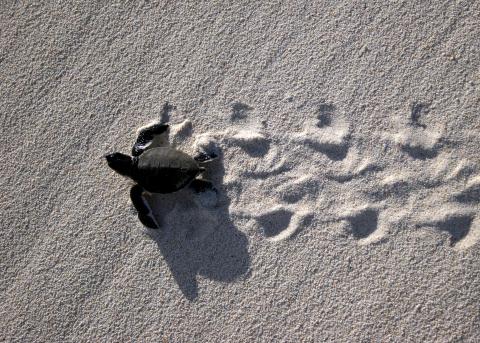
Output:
130,184,160,229
132,123,169,157
193,151,218,163
138,213,158,229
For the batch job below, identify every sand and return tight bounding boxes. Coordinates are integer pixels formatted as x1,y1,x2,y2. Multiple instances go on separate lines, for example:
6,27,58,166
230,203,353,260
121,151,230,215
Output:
1,1,479,342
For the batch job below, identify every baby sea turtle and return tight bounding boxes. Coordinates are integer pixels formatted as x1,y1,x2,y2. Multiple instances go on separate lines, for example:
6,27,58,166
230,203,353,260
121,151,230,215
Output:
105,122,217,229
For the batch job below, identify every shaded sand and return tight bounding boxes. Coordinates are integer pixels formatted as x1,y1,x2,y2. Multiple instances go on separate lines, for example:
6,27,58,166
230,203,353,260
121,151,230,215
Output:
1,2,480,342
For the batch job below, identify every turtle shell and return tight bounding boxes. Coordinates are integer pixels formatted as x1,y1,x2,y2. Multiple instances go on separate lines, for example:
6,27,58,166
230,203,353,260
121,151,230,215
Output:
134,147,202,193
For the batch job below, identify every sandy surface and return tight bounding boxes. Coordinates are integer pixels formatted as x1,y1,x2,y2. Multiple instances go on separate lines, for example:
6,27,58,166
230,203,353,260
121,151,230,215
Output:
1,1,480,342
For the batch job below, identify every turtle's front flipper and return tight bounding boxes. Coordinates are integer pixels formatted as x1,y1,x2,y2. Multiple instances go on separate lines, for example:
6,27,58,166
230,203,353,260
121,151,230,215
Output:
130,184,160,229
132,123,169,157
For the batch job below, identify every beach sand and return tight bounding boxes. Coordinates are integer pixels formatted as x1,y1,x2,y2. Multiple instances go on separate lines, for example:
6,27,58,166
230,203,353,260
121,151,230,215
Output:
1,1,479,342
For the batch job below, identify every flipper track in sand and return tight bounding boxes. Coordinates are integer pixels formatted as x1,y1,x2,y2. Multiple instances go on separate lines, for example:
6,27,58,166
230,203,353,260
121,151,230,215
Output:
155,103,480,251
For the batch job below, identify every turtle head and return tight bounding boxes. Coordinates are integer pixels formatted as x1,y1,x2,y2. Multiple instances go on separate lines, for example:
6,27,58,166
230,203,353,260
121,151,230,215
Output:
105,152,134,178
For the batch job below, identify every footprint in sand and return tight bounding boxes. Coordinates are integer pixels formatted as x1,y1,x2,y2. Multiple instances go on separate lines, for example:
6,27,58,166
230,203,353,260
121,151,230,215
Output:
413,206,478,250
441,173,480,250
394,127,442,160
290,102,350,161
391,102,444,160
250,205,312,242
452,175,480,204
338,205,388,245
276,174,319,204
230,101,253,121
326,147,382,183
227,129,270,158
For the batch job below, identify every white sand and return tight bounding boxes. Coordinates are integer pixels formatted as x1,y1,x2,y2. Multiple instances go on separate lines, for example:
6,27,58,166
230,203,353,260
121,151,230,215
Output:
1,2,479,342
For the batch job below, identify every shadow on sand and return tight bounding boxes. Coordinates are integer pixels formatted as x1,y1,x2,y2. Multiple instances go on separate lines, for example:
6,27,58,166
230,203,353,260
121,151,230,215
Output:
144,153,250,300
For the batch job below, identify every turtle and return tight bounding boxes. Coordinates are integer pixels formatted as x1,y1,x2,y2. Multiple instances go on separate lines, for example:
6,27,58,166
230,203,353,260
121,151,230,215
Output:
105,122,218,229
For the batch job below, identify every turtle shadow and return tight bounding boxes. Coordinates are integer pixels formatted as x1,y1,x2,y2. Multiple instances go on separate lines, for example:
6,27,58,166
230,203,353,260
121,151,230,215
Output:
145,154,250,300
